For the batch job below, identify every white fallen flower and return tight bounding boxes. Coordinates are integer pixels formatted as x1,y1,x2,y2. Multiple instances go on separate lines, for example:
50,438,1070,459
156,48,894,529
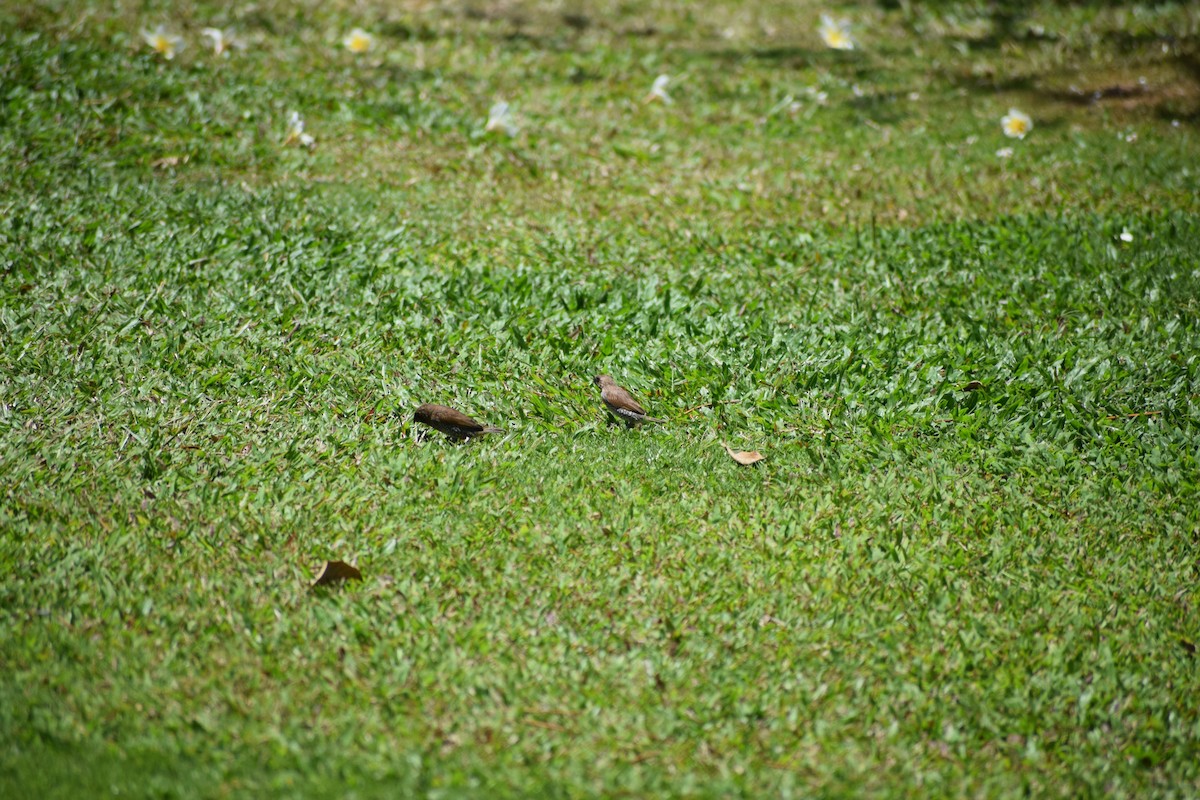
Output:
645,74,672,104
485,101,517,137
343,28,374,54
284,111,315,149
201,27,232,57
141,25,183,60
1119,228,1133,243
1001,108,1032,139
819,14,854,51
996,147,1014,159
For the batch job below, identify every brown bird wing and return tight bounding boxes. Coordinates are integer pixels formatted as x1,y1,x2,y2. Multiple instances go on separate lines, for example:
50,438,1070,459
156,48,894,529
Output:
603,384,647,416
430,405,485,431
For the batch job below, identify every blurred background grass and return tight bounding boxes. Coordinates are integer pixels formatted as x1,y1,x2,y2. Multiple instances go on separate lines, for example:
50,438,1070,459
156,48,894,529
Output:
1,2,1198,798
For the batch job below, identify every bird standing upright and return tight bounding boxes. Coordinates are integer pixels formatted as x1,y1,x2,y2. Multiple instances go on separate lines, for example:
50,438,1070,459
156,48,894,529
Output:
594,375,665,428
413,403,504,440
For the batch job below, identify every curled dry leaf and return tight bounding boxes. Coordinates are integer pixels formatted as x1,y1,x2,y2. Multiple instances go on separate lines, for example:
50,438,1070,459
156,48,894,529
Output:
723,442,765,466
312,559,362,587
962,380,984,392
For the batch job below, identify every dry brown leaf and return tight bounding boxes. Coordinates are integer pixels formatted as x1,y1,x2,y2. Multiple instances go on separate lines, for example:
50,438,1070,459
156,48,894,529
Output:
962,380,984,392
312,559,362,587
723,442,765,466
152,155,187,169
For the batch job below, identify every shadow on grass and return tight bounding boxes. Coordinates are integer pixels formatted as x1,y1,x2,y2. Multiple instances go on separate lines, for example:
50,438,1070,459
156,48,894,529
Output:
678,44,864,72
845,93,913,126
942,72,1038,94
941,49,1200,125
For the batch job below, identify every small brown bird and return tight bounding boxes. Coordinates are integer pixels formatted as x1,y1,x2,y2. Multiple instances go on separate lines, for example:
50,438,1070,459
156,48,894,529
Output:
413,403,504,440
594,375,665,427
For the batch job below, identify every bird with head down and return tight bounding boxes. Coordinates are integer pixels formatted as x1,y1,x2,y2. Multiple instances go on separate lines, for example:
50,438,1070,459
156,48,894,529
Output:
413,403,504,441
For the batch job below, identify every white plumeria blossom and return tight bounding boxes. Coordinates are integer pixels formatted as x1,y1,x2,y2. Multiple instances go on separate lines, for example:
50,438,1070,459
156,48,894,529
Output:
201,28,232,57
343,28,374,54
819,14,854,51
141,25,183,60
1119,228,1133,243
284,111,315,148
646,74,672,104
1001,108,1032,139
485,102,517,137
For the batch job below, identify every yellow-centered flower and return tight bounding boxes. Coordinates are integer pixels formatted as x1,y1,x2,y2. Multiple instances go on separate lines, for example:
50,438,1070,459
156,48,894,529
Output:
819,14,854,51
141,25,183,60
1001,108,1032,139
343,28,374,54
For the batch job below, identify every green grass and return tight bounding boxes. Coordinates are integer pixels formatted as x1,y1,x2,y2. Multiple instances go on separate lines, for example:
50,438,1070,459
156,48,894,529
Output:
2,1,1200,797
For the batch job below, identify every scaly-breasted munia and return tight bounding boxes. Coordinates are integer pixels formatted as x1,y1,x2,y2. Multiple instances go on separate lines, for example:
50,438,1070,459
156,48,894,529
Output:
594,375,665,428
413,403,504,440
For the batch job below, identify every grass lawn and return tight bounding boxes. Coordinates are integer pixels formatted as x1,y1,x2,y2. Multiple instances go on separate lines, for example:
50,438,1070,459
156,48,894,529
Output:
2,0,1199,797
